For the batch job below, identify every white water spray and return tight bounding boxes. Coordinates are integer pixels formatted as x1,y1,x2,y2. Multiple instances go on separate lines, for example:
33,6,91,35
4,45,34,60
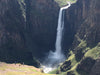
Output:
42,2,71,73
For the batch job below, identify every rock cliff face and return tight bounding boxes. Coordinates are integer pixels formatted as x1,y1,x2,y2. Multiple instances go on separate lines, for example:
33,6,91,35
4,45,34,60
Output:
0,0,27,63
75,0,100,47
0,0,59,65
25,0,59,58
58,0,100,74
63,0,100,51
0,0,41,66
64,0,91,50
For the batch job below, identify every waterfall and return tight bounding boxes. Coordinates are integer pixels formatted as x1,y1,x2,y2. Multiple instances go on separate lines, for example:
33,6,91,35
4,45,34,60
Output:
42,2,71,73
55,2,71,56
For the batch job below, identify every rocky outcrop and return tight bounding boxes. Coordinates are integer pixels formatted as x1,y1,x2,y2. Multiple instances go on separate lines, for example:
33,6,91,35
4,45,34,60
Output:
60,60,71,72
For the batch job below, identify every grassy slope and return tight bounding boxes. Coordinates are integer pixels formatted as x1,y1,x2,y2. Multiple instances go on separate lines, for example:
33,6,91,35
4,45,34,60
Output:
85,43,100,59
64,42,100,75
54,0,77,7
54,39,100,75
0,62,56,75
59,51,80,75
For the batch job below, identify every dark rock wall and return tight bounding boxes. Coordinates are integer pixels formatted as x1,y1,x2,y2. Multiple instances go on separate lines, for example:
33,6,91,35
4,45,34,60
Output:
0,0,60,64
64,0,100,50
25,0,59,58
77,0,100,47
0,0,28,63
90,57,100,75
63,0,100,74
62,0,90,52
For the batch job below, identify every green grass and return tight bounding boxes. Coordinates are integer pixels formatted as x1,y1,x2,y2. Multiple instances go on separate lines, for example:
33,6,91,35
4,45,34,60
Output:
66,51,80,75
54,0,77,7
78,40,87,49
67,51,78,67
85,42,100,59
57,51,80,75
57,38,100,75
64,42,100,75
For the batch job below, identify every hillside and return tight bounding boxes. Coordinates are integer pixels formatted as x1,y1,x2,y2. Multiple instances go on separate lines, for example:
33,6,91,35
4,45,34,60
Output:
54,0,77,7
0,62,55,75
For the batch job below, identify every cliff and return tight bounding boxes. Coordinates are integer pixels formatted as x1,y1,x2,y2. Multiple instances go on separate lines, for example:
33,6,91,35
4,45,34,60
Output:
0,0,59,66
25,0,59,58
0,0,100,74
0,0,27,63
56,0,100,75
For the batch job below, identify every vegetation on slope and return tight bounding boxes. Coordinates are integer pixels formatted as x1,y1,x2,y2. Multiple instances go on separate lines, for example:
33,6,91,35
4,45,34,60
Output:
85,43,100,59
18,0,26,20
54,0,77,7
51,38,100,75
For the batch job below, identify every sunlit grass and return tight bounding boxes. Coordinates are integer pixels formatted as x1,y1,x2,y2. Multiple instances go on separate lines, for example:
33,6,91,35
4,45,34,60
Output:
85,42,100,59
0,62,56,75
54,0,77,7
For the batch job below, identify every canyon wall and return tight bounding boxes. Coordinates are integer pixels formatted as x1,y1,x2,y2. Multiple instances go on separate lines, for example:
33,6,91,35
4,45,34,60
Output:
64,0,91,50
0,0,28,63
63,0,100,51
58,0,100,74
25,0,59,58
0,0,59,65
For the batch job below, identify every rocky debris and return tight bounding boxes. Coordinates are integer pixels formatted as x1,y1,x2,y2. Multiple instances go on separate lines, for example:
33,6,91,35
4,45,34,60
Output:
60,60,71,72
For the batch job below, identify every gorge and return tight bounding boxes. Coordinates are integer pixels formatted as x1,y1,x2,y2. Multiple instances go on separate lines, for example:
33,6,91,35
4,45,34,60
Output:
0,0,100,75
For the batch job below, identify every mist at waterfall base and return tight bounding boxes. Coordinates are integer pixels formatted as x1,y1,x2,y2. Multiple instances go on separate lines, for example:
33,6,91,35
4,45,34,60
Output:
41,2,71,73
